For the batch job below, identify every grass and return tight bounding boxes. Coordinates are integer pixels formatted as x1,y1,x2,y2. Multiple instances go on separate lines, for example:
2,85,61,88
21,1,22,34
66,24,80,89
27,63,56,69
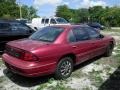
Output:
113,44,120,64
88,69,104,87
0,59,3,66
71,69,86,78
103,29,120,32
0,76,5,83
48,82,72,90
36,79,73,90
0,76,7,90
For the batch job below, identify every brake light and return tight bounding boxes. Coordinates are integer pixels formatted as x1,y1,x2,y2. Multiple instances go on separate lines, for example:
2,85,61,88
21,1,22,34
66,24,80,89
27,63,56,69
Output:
23,52,38,61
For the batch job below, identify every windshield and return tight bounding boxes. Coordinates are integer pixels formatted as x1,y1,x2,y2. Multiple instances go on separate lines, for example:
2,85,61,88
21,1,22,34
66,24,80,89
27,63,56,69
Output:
56,18,68,24
29,27,63,42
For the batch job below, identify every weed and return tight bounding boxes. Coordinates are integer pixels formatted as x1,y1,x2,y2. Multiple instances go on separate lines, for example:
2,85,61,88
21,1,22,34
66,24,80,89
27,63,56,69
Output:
36,84,47,90
89,69,104,87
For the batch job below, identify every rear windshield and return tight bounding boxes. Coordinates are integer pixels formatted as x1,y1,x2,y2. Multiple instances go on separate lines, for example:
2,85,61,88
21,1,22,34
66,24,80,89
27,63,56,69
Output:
29,27,63,42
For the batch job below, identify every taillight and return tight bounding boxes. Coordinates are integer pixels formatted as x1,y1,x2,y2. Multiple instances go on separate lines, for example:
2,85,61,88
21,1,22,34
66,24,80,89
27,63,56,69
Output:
22,51,38,61
5,45,38,61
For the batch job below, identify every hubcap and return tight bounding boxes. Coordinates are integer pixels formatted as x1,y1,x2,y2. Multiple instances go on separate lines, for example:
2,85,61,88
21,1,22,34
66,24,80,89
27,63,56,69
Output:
60,61,72,76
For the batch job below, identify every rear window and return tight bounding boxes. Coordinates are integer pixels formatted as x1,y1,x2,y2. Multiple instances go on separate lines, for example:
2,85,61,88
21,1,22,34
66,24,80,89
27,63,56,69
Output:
29,27,63,42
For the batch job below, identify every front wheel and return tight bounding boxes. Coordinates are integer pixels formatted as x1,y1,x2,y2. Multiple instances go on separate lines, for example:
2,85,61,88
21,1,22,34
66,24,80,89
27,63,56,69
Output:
54,57,73,79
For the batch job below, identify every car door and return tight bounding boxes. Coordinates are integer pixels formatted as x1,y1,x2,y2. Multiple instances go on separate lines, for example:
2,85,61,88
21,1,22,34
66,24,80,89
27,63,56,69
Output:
84,27,106,58
68,27,94,64
0,22,12,51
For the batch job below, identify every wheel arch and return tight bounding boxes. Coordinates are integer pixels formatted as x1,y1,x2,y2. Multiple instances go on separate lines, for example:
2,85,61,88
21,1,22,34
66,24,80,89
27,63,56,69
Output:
58,53,76,65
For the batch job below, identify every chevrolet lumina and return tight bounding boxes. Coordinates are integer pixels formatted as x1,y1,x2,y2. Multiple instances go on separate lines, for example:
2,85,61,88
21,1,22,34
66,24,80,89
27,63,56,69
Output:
2,25,115,79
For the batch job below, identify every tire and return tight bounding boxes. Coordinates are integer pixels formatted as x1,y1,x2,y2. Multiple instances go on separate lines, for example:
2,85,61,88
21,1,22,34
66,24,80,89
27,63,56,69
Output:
54,57,73,79
104,43,114,57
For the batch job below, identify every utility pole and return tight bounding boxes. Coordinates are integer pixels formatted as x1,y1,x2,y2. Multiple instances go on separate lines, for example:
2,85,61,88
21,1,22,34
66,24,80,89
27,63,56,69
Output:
18,0,22,19
27,8,30,20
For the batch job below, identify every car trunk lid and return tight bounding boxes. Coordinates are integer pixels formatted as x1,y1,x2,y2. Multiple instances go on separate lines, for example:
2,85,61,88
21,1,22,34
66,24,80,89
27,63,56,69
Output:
7,39,51,52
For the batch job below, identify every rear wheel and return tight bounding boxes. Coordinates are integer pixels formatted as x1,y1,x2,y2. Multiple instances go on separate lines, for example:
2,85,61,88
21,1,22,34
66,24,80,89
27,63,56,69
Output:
55,57,73,79
104,43,114,57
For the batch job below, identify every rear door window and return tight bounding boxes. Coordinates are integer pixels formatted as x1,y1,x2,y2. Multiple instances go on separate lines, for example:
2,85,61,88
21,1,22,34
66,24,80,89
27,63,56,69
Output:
72,27,89,42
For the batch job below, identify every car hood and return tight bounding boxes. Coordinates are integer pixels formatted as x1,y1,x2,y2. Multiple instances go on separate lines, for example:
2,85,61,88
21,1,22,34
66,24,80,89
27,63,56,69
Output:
7,39,52,52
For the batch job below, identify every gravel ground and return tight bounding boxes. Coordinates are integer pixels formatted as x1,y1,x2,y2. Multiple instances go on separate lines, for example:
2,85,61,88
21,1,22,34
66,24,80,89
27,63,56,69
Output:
0,30,120,90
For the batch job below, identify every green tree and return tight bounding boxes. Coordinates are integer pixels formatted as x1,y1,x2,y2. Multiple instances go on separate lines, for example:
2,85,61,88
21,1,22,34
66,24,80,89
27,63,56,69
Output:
56,5,120,27
56,5,73,21
0,0,38,19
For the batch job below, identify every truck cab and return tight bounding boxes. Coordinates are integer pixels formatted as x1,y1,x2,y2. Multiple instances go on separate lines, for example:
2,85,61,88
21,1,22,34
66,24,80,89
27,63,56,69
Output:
31,17,70,30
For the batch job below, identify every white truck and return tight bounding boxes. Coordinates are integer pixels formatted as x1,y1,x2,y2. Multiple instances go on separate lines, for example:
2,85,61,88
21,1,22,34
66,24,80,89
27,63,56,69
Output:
31,17,70,30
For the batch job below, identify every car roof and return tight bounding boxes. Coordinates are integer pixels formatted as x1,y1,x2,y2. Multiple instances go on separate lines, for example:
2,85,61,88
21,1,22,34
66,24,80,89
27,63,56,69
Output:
0,19,20,23
51,24,90,30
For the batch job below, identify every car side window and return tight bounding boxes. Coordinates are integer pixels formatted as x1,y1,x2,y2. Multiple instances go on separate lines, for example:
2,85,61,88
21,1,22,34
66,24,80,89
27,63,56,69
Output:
41,19,45,24
72,27,89,42
68,30,76,42
85,27,100,39
11,23,30,31
0,23,11,31
45,19,49,24
50,19,56,24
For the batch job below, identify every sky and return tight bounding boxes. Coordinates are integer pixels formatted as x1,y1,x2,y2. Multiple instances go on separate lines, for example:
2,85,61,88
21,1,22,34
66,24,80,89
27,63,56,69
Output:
17,0,120,17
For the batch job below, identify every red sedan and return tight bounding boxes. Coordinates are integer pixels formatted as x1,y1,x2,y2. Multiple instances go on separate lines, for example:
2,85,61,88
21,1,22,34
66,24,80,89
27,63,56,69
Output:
2,25,115,79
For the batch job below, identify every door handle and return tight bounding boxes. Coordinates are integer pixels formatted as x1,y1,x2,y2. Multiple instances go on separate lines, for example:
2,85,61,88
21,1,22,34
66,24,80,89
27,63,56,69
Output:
72,46,78,48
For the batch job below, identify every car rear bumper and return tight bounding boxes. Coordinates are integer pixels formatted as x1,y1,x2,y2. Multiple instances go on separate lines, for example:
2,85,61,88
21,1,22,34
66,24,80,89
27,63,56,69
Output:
2,54,56,77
